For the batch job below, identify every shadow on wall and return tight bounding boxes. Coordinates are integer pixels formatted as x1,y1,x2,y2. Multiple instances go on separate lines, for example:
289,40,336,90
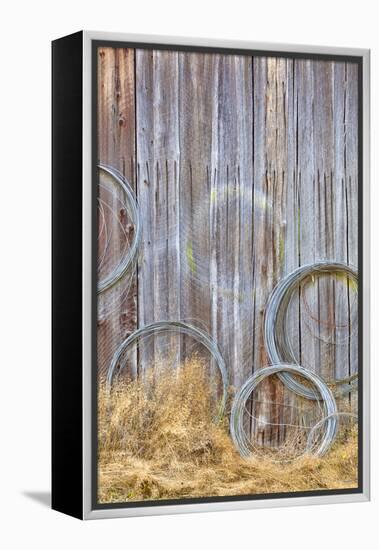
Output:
22,491,51,508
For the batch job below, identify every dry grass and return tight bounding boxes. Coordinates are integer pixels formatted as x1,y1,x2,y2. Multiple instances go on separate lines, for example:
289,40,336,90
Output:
98,360,358,503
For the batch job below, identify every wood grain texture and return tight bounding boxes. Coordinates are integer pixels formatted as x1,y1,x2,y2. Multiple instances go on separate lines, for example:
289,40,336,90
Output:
251,57,297,445
97,47,136,378
178,53,215,369
345,63,359,384
136,49,180,370
178,52,254,388
313,60,336,383
97,47,359,444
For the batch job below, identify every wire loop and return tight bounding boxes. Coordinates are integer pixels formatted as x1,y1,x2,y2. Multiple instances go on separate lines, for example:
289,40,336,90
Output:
264,261,358,399
230,364,338,459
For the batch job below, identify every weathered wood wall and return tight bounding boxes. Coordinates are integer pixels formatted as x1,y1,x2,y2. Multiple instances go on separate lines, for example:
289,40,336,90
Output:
97,48,137,378
97,47,358,443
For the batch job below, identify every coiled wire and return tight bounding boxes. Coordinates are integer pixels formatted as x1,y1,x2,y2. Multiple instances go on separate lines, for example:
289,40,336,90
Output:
230,364,338,459
264,261,358,400
306,412,358,456
97,164,142,294
106,320,229,420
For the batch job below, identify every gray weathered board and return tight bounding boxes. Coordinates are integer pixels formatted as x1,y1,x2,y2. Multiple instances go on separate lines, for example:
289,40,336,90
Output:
97,47,358,444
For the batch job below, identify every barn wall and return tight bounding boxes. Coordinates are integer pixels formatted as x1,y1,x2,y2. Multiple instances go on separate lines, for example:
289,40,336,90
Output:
97,47,358,442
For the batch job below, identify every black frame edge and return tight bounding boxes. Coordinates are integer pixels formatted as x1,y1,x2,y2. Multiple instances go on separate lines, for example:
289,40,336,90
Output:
52,30,84,520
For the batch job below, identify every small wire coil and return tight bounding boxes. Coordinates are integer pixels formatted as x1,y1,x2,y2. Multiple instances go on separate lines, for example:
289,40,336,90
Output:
106,320,229,421
306,412,358,456
230,364,338,459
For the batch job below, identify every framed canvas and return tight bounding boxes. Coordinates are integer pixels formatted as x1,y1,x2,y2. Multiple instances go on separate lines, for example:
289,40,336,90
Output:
52,31,370,520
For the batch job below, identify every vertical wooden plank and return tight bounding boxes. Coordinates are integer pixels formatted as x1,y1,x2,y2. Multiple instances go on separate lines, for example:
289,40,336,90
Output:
178,53,253,389
213,55,254,389
334,62,351,385
345,64,359,268
296,60,334,388
296,59,318,377
296,59,338,385
312,61,336,383
345,63,359,387
251,57,296,445
178,53,215,369
136,49,180,370
281,59,300,444
97,47,136,378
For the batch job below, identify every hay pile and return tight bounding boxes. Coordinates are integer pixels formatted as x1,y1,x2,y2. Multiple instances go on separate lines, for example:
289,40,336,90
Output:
98,360,358,503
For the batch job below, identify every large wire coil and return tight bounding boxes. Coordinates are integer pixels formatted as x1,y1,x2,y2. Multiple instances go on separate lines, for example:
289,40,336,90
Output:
264,261,358,400
97,164,142,294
